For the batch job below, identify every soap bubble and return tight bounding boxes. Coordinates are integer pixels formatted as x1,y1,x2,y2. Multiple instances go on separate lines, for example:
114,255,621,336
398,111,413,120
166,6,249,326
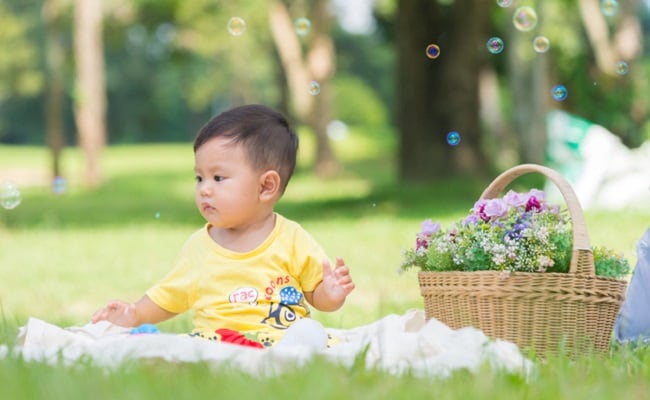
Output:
486,37,504,54
308,80,320,96
533,36,550,53
52,176,66,194
551,84,568,101
327,120,349,141
0,181,22,210
601,0,619,16
513,6,538,32
446,131,461,146
294,17,311,36
615,61,629,75
497,0,513,7
425,44,441,59
227,17,246,36
155,211,161,219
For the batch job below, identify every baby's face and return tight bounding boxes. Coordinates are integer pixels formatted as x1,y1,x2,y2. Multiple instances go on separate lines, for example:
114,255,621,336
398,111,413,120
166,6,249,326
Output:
194,137,263,229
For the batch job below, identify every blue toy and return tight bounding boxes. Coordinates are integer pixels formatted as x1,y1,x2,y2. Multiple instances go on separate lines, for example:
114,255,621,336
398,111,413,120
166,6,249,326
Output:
130,323,160,335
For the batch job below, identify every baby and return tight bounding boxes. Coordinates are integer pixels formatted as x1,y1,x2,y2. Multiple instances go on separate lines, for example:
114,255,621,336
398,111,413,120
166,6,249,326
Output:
92,104,354,348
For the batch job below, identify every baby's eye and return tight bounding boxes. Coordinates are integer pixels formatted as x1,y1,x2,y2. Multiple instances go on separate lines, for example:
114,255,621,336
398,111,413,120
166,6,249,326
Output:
214,175,225,182
195,176,202,183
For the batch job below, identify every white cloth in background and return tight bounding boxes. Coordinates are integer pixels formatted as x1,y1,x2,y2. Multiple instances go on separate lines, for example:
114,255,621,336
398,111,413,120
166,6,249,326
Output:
2,310,533,379
545,110,650,210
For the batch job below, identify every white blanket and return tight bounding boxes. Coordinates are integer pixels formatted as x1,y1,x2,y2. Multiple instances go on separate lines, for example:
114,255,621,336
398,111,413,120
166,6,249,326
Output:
2,310,533,379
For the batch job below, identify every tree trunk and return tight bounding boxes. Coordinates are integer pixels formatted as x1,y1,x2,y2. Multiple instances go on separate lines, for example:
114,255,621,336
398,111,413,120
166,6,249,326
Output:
397,0,490,181
43,0,66,181
73,0,106,187
578,0,642,76
507,16,548,165
268,0,338,175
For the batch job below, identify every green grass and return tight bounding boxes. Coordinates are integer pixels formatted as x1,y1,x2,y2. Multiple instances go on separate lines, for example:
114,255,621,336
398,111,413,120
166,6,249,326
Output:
1,139,649,399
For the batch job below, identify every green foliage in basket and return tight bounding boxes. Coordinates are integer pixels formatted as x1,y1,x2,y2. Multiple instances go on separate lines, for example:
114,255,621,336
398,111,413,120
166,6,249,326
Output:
400,189,630,278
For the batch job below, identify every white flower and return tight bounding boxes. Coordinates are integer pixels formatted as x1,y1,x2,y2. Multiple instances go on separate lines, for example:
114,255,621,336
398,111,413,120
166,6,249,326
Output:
538,255,554,268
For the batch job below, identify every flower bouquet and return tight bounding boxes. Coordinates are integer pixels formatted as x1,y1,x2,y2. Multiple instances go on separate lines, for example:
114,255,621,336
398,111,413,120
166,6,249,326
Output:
405,164,629,356
401,189,630,278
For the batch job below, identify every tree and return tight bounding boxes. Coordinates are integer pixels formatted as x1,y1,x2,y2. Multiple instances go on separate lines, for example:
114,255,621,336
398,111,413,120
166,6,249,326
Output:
174,0,339,175
43,0,67,180
268,0,337,175
396,0,491,182
0,1,43,143
505,5,548,165
73,0,107,187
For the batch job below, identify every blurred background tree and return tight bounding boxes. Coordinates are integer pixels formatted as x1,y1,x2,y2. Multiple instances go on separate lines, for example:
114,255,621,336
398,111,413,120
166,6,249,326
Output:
395,0,491,180
73,0,106,186
0,0,648,185
43,0,67,180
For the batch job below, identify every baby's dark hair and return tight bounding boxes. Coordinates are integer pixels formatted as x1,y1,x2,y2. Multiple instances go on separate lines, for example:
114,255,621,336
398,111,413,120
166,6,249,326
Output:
193,104,298,193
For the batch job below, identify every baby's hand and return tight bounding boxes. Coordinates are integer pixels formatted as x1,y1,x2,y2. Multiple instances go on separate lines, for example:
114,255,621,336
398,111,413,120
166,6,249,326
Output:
321,257,355,304
91,300,138,327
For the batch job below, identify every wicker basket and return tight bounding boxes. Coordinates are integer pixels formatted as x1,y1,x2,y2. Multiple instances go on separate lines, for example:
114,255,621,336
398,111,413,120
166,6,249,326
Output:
418,164,628,356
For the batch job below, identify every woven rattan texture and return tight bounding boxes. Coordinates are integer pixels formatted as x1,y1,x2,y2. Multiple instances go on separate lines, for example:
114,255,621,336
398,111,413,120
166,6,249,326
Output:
418,164,628,356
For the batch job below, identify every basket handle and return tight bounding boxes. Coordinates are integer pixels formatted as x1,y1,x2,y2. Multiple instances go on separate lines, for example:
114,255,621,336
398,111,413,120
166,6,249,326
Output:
479,163,594,276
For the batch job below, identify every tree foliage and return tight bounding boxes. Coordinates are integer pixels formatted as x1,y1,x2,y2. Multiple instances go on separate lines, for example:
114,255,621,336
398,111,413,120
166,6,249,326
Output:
0,0,648,181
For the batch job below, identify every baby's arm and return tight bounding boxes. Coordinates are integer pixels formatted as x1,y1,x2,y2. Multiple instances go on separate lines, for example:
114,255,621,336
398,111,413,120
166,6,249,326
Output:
91,295,176,327
305,257,355,312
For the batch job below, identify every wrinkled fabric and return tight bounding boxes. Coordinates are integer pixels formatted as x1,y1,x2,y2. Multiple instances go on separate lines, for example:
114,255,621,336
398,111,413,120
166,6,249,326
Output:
614,228,650,344
2,310,534,379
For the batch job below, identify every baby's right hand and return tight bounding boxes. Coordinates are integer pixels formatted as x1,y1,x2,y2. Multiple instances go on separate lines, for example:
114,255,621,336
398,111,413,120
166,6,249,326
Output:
91,300,138,327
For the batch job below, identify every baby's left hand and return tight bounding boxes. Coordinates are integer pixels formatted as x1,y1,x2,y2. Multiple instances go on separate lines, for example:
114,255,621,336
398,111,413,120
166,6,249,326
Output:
321,257,355,304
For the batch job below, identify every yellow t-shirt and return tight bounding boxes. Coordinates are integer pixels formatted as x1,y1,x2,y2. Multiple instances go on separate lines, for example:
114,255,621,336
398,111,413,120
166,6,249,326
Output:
146,213,327,345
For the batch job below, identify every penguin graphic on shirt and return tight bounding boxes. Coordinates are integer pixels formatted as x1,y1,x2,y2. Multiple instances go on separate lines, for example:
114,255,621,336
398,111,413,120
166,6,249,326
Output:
261,286,308,329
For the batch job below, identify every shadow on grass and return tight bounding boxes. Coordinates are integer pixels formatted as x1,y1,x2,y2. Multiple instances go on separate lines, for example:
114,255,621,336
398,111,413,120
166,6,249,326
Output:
0,162,547,230
0,171,202,230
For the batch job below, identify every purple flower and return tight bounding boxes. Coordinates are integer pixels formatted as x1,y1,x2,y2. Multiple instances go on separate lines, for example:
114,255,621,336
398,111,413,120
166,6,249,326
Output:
420,219,441,236
415,233,429,251
464,214,480,224
503,190,527,207
415,219,440,250
526,196,542,212
472,199,489,222
528,189,546,202
472,199,487,214
483,199,508,219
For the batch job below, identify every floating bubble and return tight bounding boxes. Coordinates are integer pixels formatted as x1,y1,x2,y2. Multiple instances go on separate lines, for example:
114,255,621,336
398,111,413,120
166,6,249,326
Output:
294,17,312,36
601,0,619,16
513,6,538,32
425,44,441,59
0,181,22,210
446,131,461,146
615,61,629,75
227,17,246,36
497,0,513,7
551,84,568,101
155,211,161,219
308,80,320,96
533,36,550,53
52,176,66,194
486,37,504,54
327,120,348,141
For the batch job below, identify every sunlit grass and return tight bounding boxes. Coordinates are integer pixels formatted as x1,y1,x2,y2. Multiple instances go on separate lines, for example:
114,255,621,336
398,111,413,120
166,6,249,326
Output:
1,141,649,399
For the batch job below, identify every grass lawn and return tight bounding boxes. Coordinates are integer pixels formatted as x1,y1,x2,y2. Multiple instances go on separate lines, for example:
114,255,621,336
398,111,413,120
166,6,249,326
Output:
1,138,649,399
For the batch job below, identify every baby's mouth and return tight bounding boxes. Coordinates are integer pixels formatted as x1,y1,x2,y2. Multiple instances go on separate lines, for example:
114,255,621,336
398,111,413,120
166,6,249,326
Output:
201,203,215,212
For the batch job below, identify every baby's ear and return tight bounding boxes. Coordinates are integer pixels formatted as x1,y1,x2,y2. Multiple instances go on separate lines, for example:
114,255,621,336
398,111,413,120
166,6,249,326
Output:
259,170,281,200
